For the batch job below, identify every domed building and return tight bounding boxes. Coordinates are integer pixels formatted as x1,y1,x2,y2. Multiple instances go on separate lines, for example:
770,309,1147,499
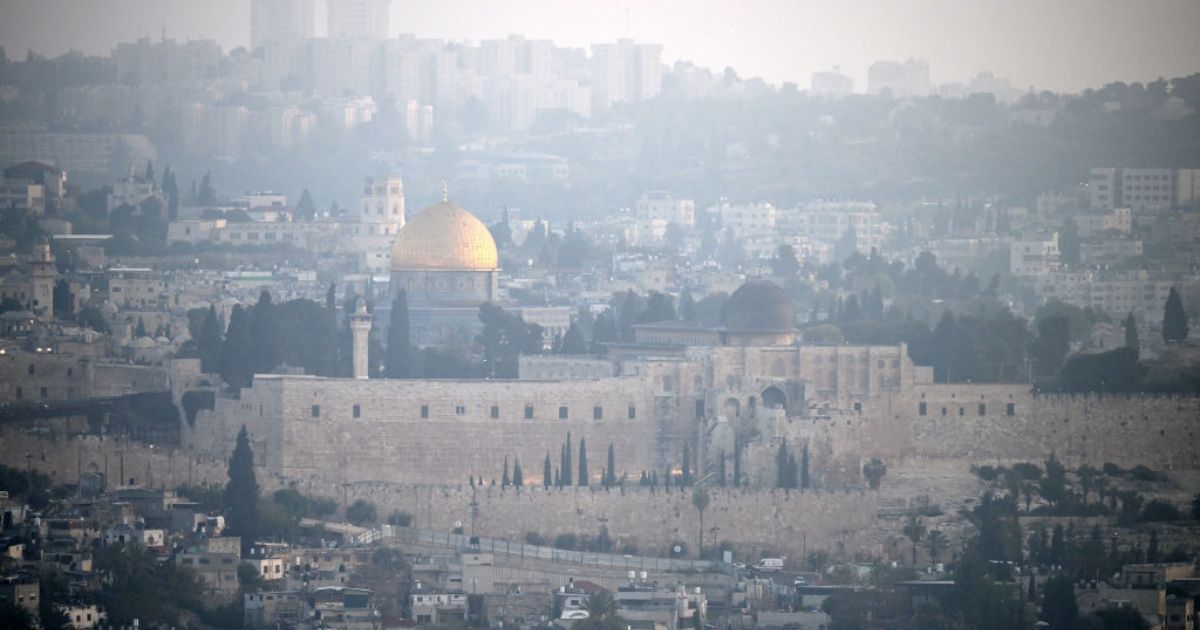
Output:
389,197,500,346
720,279,797,346
630,278,796,348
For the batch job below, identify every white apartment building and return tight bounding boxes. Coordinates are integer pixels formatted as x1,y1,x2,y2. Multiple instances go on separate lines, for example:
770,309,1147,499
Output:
1075,207,1132,237
792,201,888,253
1009,233,1061,276
811,68,854,97
1089,168,1200,212
716,202,776,236
867,59,931,97
636,192,695,227
1031,270,1186,319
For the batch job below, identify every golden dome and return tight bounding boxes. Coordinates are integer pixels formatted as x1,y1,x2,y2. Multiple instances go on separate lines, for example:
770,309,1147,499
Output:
390,201,499,272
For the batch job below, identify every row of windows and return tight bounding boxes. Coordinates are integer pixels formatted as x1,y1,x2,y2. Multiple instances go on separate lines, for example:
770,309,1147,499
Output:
13,386,57,399
313,404,637,421
918,402,1015,416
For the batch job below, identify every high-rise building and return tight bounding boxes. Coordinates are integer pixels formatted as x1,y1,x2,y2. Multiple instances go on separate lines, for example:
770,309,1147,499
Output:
866,59,931,98
1089,167,1200,212
328,0,390,41
250,0,318,49
591,39,662,111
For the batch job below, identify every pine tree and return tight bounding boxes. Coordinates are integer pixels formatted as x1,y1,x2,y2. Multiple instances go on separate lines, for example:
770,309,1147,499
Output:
144,161,155,185
385,291,411,378
501,456,510,487
198,305,222,373
250,289,282,373
219,305,254,390
787,453,799,489
325,283,336,311
513,459,523,487
776,440,790,488
664,466,673,490
679,289,697,322
1163,287,1189,342
226,426,259,553
296,189,316,221
578,438,588,486
605,443,616,488
1123,312,1139,356
543,452,552,488
134,317,147,338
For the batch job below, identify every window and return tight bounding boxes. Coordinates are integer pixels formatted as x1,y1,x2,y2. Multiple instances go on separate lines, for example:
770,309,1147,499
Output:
593,406,603,420
311,405,320,418
558,406,569,420
420,405,429,419
853,402,862,412
1006,403,1016,416
15,387,22,399
40,386,47,398
67,368,72,378
455,405,466,415
28,364,34,374
958,407,964,416
695,400,705,419
490,405,500,418
918,402,927,416
941,407,947,416
524,405,534,419
353,404,361,418
628,405,636,419
978,403,986,416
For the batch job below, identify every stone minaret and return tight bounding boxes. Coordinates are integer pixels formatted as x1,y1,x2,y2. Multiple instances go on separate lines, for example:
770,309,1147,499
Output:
30,239,56,321
350,298,373,379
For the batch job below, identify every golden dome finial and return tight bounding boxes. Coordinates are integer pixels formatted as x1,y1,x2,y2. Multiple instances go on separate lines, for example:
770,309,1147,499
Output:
441,179,449,203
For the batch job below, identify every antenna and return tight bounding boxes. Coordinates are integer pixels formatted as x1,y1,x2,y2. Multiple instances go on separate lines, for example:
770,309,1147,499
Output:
442,180,449,202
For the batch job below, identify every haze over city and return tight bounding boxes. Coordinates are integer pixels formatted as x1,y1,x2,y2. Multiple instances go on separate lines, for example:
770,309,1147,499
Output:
2,0,1199,92
0,1,1198,629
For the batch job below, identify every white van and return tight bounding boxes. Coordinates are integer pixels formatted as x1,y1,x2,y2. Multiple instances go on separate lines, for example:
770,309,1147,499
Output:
754,558,785,572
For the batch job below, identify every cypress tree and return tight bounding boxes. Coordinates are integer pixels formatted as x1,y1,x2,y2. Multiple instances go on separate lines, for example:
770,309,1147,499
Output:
219,305,254,390
733,440,742,488
787,453,799,489
681,442,691,486
1163,287,1189,342
801,444,811,489
134,317,147,338
651,471,658,489
560,323,588,354
578,438,588,486
501,456,510,487
250,289,282,373
1123,312,1139,356
385,291,411,378
325,283,336,310
513,459,523,487
543,452,552,488
664,466,672,490
198,305,222,373
226,426,259,553
719,450,727,486
776,440,789,488
562,433,572,487
605,443,616,488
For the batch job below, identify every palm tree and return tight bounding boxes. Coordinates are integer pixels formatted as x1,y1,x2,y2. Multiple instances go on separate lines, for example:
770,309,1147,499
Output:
578,591,625,630
902,515,926,566
926,529,947,564
693,487,711,558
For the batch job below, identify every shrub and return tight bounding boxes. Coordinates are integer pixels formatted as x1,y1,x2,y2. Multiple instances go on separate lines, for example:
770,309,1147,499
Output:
553,533,578,550
1142,499,1182,522
386,511,412,527
1130,465,1166,482
620,543,640,556
310,497,338,517
525,532,545,546
345,499,377,525
1102,463,1125,477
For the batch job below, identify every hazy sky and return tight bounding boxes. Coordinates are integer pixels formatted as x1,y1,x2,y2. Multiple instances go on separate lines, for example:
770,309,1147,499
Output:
1,0,1198,93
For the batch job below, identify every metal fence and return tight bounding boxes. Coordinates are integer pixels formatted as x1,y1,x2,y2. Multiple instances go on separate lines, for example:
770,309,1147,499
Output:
385,526,722,573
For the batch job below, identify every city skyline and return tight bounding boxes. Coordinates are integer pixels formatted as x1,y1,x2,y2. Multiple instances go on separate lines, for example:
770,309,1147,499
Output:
0,0,1197,93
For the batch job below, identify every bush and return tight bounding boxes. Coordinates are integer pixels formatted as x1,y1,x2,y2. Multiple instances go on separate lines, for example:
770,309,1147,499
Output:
386,511,412,527
1102,463,1125,477
272,488,310,518
553,533,578,550
525,532,545,546
310,497,338,518
1142,499,1182,522
1130,465,1166,482
345,499,377,525
620,543,640,556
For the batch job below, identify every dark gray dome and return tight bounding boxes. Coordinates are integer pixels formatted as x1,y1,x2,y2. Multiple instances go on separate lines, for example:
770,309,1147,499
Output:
721,280,796,331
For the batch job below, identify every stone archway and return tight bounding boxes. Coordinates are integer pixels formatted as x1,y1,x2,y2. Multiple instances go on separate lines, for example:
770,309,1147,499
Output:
762,385,787,410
